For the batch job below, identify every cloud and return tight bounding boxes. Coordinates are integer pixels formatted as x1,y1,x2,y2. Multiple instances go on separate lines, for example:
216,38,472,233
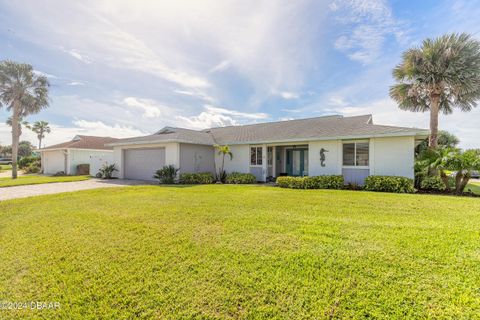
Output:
330,0,405,64
209,60,231,73
176,105,269,130
59,47,93,64
279,91,299,100
123,97,173,118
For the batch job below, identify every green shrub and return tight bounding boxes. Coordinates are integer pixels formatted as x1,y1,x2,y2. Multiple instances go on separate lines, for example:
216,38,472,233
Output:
226,172,257,184
420,176,446,191
154,165,179,184
18,156,39,169
276,175,344,189
364,175,415,193
303,175,344,189
179,172,215,184
24,161,41,174
98,163,118,179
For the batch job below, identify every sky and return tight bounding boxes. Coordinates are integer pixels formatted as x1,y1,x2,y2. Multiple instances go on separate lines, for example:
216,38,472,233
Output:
0,0,479,149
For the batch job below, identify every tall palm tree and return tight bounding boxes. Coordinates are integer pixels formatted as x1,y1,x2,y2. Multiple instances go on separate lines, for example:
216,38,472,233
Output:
0,60,49,178
214,144,233,182
6,116,30,136
390,33,480,148
31,121,51,149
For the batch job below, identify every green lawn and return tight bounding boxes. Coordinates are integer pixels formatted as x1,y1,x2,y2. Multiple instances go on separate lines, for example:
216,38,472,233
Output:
0,164,12,171
0,185,479,319
0,175,90,187
466,181,480,195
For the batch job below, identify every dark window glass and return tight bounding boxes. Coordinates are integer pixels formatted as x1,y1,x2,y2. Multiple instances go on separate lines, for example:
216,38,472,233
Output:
250,147,257,165
356,143,369,166
257,147,263,165
343,143,355,166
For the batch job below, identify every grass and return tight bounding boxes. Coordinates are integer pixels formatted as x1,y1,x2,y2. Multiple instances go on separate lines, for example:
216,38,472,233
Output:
0,185,479,319
0,175,90,188
0,164,12,172
466,181,480,195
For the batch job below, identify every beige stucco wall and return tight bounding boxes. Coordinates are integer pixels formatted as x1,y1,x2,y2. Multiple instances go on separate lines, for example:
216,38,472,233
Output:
179,143,215,174
308,140,342,176
214,144,250,174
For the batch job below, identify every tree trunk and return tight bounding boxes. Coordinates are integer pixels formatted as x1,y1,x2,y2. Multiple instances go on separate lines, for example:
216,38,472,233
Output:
440,170,450,191
11,102,20,179
38,137,42,149
454,171,464,194
458,172,471,194
429,94,440,148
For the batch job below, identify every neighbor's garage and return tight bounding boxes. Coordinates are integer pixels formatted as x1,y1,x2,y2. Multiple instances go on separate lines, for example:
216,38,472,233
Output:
123,148,165,181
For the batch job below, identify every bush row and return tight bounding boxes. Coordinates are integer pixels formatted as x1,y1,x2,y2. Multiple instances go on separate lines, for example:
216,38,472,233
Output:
276,175,344,190
276,175,415,193
177,172,257,184
364,175,415,193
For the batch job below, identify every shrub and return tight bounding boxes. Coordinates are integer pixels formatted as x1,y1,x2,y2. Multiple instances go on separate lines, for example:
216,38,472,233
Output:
303,175,344,189
364,175,415,193
276,176,306,189
24,162,41,174
226,172,257,184
154,165,179,184
215,170,228,183
420,176,446,191
277,175,344,190
18,156,39,169
98,163,118,179
179,172,215,184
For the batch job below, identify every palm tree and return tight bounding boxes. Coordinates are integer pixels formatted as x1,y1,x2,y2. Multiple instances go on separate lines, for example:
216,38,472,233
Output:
6,116,30,136
390,33,480,148
0,60,49,178
31,121,51,149
214,144,233,182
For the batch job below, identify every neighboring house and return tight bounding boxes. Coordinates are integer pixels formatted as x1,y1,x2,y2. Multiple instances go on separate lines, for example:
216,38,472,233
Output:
107,115,429,184
38,135,119,175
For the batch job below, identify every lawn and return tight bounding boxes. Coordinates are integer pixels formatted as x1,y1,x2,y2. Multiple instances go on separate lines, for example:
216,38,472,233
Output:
466,181,480,195
0,175,90,187
0,164,12,171
0,185,479,319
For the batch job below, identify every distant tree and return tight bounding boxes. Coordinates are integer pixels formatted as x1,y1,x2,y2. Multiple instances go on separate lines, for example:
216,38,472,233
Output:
416,130,460,155
390,33,480,148
0,60,49,178
18,141,34,158
31,120,51,149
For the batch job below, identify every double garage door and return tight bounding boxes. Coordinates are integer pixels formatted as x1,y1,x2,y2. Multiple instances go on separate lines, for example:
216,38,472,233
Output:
124,148,165,181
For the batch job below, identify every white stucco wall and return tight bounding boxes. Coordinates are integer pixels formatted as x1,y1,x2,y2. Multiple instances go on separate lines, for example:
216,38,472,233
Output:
308,140,342,176
370,136,415,178
88,152,115,176
42,150,66,175
67,149,114,175
214,144,250,174
113,143,179,179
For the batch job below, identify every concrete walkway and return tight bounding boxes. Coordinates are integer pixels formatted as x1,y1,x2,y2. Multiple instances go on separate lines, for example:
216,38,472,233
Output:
0,179,152,201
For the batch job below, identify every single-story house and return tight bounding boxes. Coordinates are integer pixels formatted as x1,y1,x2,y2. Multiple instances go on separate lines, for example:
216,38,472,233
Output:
38,135,119,175
106,115,429,184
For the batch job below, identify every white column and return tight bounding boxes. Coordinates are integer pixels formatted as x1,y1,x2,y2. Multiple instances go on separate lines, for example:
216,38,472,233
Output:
262,144,267,182
272,146,276,178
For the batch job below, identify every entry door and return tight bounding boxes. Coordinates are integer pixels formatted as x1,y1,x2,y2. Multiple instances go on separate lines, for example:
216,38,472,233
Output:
286,149,308,176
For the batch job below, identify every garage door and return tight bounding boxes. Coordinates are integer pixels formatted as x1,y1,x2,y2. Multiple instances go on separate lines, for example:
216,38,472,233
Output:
124,148,166,181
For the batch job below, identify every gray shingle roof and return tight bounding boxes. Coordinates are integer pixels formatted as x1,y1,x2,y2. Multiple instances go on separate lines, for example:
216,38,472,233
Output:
108,115,429,146
40,135,119,150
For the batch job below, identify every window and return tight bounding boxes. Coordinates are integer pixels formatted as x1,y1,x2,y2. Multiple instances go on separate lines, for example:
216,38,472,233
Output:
343,141,369,166
267,147,273,166
250,147,263,165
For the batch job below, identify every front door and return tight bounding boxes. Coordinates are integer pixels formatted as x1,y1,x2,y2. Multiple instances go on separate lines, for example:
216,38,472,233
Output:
286,149,308,176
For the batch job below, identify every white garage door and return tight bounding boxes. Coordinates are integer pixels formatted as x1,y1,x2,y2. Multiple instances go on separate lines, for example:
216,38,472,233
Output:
124,148,166,181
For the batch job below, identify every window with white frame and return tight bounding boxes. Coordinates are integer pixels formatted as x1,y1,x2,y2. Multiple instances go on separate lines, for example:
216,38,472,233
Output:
250,146,263,166
343,141,369,166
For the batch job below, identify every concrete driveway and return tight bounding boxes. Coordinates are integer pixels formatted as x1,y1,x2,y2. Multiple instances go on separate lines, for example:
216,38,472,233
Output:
0,179,154,201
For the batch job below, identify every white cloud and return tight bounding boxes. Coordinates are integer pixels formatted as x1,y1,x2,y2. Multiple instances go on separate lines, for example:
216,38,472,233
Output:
60,47,93,64
279,91,300,100
330,0,405,64
209,60,231,73
67,81,86,86
123,97,173,118
176,105,269,130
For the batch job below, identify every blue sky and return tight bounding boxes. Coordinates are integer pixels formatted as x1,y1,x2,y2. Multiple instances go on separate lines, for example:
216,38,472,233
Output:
1,0,479,148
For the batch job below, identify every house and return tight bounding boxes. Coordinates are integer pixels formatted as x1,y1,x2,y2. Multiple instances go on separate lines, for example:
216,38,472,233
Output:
106,115,429,184
38,135,119,175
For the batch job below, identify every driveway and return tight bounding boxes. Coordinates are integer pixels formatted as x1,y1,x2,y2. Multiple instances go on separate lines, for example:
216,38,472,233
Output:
0,179,153,201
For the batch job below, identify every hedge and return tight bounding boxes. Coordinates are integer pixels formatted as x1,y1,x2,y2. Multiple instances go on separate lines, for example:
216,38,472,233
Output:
364,175,415,193
276,175,344,190
179,172,215,184
226,172,257,184
420,176,446,191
